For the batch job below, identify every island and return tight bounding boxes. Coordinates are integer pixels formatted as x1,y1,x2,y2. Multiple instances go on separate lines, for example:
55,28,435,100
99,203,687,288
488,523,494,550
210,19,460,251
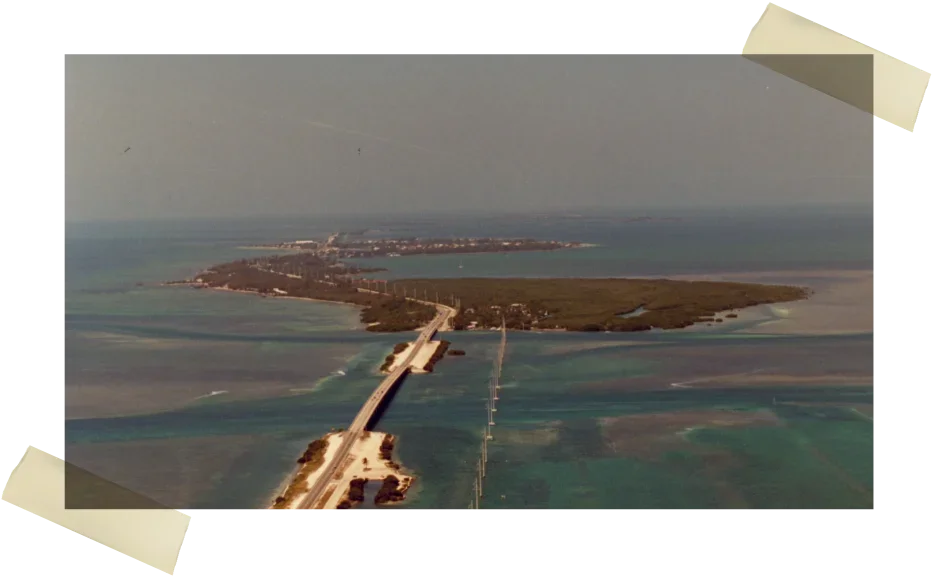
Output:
533,214,683,224
270,431,413,510
392,278,810,332
170,251,809,333
379,342,411,371
423,340,451,372
177,254,435,331
271,437,330,509
243,234,587,258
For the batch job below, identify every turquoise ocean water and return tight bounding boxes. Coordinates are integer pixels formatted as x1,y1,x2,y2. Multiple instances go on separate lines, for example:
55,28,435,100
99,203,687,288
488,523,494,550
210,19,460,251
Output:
65,206,873,508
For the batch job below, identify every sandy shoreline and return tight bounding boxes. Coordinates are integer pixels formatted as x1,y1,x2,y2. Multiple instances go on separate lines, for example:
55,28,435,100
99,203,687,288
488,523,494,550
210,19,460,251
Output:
166,282,368,309
236,246,306,251
270,431,413,509
728,270,871,336
381,340,441,374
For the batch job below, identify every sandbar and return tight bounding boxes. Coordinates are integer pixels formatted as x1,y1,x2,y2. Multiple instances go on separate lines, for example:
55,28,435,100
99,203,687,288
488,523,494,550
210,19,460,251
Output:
658,270,872,336
271,432,344,510
382,340,441,374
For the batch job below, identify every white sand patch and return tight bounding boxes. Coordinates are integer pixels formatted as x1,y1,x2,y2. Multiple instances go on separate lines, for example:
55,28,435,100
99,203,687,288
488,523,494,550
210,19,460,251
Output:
677,305,775,333
321,431,413,509
275,432,345,510
651,269,872,336
740,271,872,335
383,340,441,374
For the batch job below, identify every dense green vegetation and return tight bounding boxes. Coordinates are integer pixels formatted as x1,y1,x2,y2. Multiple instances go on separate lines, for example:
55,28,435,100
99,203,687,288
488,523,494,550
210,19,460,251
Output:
190,262,436,332
360,296,436,331
184,258,808,333
337,478,368,509
296,439,328,464
385,278,809,332
348,479,367,502
272,435,331,509
379,354,396,372
255,252,385,275
379,435,395,460
379,342,410,372
423,340,451,372
374,475,405,505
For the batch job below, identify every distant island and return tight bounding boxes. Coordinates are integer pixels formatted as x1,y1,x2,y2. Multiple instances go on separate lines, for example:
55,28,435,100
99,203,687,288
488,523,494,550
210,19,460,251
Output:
530,214,683,223
169,248,810,333
243,234,589,258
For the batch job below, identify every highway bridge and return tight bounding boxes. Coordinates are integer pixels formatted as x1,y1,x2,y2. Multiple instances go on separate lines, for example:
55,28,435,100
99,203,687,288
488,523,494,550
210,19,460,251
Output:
297,304,453,509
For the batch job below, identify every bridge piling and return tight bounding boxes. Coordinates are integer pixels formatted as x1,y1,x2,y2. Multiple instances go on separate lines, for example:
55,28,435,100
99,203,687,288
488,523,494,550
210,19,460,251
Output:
296,304,452,509
470,319,507,509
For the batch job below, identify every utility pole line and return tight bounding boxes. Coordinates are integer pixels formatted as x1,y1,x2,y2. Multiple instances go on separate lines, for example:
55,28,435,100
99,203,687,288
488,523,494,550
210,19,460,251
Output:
483,427,488,464
481,442,486,477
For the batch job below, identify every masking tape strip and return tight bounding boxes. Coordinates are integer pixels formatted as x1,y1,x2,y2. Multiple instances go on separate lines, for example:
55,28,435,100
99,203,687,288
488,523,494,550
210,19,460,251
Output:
3,446,189,574
63,448,177,510
743,3,930,131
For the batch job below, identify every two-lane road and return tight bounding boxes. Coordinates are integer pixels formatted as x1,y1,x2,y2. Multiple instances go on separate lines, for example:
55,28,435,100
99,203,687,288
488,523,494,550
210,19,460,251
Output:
297,306,452,508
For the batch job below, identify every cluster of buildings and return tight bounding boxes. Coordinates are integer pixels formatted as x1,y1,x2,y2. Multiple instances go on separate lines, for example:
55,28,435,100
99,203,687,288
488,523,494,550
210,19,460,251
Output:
253,234,580,260
459,303,553,330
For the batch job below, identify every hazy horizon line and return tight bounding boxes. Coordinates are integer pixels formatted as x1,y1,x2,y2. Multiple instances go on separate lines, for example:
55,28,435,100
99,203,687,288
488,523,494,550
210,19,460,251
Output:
65,200,873,225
